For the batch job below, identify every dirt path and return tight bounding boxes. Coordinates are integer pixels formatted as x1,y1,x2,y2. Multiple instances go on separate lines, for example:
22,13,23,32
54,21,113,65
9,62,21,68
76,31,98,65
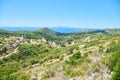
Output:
0,47,18,59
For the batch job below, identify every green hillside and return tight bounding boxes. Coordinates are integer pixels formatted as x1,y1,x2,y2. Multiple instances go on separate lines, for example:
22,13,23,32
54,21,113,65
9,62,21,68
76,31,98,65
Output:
0,28,120,80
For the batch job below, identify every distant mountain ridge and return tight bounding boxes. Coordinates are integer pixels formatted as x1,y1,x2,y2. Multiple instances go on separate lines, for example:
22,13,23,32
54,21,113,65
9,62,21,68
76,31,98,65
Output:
1,27,120,34
0,27,96,33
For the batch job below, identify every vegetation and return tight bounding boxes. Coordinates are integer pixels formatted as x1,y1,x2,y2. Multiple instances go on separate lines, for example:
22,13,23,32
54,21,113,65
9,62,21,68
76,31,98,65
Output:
106,40,120,80
0,28,120,80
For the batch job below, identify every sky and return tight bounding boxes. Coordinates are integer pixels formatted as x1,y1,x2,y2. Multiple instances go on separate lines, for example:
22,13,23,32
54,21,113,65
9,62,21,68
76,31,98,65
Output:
0,0,120,28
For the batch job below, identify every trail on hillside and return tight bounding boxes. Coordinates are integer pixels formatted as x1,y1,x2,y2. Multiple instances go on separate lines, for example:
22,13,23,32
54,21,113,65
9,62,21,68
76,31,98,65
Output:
0,48,18,59
20,41,112,80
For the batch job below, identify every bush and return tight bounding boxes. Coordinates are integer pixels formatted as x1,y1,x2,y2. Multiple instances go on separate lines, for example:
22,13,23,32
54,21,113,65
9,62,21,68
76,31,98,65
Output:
11,72,30,80
22,63,29,68
3,57,9,62
70,51,81,60
42,70,55,78
30,59,39,65
112,59,120,80
63,65,83,78
110,51,120,70
66,51,81,65
17,73,30,80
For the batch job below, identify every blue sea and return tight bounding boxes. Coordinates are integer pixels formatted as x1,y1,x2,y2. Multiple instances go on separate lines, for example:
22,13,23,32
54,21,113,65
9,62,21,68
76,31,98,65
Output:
0,26,96,33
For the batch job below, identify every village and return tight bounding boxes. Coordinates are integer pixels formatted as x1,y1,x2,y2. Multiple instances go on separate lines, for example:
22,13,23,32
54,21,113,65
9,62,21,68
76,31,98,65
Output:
0,35,92,57
0,35,61,57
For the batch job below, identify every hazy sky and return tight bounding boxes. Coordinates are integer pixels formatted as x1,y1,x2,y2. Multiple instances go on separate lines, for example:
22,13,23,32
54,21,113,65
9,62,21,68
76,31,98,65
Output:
0,0,120,28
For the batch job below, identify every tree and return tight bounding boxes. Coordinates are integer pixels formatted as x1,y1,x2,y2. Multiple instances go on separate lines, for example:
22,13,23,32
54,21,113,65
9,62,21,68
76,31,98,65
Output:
2,47,7,54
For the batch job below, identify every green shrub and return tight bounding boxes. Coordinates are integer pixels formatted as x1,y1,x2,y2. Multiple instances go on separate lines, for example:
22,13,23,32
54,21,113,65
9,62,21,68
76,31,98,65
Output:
66,51,81,65
42,70,55,78
30,59,39,65
63,65,83,78
112,59,120,80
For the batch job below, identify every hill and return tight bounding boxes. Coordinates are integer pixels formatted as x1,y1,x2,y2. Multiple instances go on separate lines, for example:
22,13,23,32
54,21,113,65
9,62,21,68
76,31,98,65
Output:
0,28,120,80
105,28,120,34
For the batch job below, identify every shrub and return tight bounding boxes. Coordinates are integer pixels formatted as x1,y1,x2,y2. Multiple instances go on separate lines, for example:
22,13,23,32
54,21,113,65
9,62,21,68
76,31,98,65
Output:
66,51,81,65
112,59,120,80
30,59,39,65
42,70,55,78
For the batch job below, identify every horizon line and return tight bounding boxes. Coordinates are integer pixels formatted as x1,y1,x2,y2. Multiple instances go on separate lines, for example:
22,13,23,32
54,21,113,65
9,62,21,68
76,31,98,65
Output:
0,26,119,29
